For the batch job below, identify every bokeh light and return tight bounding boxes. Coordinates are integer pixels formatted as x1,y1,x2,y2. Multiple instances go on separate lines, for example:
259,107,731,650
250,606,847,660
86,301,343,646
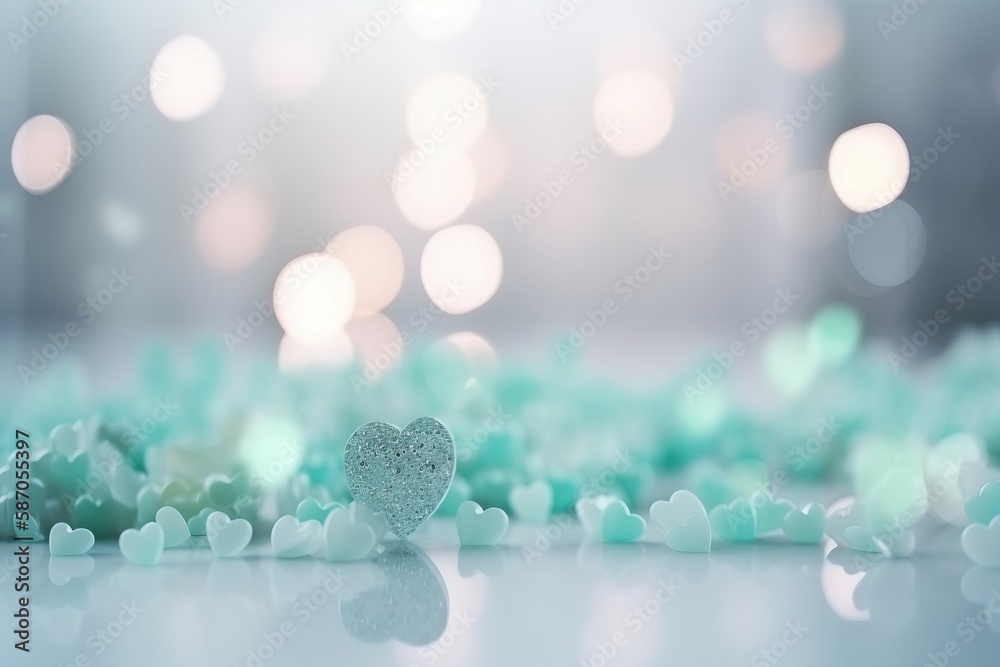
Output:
444,331,496,364
392,152,476,231
277,331,353,372
252,18,329,101
592,70,673,158
469,125,508,201
101,200,144,246
764,0,845,73
828,123,909,213
847,199,926,287
326,225,404,317
808,304,862,367
151,35,226,121
11,115,74,194
346,313,404,372
403,0,481,41
420,224,503,314
406,73,490,153
273,253,356,343
194,186,274,273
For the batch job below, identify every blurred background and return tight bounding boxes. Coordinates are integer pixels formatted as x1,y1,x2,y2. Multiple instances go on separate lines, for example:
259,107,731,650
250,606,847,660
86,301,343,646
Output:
2,0,1000,392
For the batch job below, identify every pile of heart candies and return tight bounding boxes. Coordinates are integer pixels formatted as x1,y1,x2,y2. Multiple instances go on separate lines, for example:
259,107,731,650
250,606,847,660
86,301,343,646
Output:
3,304,1000,567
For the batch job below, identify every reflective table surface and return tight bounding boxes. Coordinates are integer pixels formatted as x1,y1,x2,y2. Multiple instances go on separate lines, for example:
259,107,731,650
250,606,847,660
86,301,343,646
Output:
5,519,999,667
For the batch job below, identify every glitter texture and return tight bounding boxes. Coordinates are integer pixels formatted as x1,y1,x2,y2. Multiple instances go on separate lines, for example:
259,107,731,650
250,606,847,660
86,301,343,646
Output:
340,542,449,645
344,417,456,538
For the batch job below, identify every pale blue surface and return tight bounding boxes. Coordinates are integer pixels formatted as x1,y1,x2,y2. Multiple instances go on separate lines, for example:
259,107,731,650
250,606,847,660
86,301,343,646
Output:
3,518,999,667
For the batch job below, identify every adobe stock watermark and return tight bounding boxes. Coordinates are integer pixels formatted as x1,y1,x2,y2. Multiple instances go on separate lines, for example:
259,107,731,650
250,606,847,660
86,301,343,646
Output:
920,589,1000,667
409,610,477,666
54,599,145,667
7,0,73,54
512,117,627,233
457,407,512,463
48,64,167,177
17,268,135,386
179,107,295,224
682,288,800,403
673,0,754,73
717,84,834,202
877,0,934,41
886,254,999,372
555,245,671,362
579,578,682,667
235,567,351,667
339,0,403,62
385,74,501,192
750,620,809,667
545,0,592,30
523,448,636,566
844,126,960,242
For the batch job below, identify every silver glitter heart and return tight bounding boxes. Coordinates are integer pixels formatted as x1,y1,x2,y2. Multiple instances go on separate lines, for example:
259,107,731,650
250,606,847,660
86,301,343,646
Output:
340,542,449,645
344,417,456,538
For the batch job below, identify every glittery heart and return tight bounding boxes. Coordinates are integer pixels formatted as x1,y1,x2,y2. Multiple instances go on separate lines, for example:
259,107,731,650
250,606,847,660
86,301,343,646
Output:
119,523,165,565
48,522,95,556
271,515,323,558
155,506,191,548
456,501,508,546
965,480,1000,525
508,481,554,524
344,417,456,538
782,502,827,544
600,499,646,543
340,542,449,645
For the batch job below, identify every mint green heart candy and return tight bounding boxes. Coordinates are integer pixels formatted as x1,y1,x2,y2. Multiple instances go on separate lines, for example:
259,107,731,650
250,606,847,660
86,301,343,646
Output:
844,525,882,553
271,515,323,558
709,498,757,542
187,507,215,536
782,502,827,544
750,491,796,535
49,522,95,556
324,508,376,561
206,512,253,558
600,500,645,543
155,506,191,548
119,523,165,565
456,501,509,546
295,499,343,524
665,514,712,553
509,481,554,524
965,480,1000,525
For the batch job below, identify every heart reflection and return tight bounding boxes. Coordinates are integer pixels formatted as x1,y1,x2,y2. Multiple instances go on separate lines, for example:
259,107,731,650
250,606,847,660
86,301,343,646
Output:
340,541,449,646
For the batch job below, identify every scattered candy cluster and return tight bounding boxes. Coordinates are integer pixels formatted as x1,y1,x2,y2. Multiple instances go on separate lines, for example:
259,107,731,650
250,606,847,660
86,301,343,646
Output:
3,307,1000,567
